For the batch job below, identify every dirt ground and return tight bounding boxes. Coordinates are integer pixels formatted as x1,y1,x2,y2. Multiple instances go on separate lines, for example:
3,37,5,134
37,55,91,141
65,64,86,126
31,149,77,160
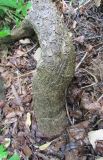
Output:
0,0,103,159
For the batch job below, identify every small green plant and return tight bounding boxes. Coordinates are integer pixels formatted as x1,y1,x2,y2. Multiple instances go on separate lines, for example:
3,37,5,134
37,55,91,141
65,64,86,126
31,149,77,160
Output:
0,144,20,160
0,0,31,37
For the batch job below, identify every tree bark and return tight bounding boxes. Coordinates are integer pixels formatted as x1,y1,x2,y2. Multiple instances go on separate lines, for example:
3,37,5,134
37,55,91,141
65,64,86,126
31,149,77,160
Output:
0,0,75,137
28,0,75,137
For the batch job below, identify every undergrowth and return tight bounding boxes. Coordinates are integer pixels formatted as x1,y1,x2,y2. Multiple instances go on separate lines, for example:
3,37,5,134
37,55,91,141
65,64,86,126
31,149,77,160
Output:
0,144,20,160
0,0,31,37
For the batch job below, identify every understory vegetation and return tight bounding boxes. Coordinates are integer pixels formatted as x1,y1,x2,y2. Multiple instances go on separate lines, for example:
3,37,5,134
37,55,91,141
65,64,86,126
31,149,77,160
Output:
0,0,31,37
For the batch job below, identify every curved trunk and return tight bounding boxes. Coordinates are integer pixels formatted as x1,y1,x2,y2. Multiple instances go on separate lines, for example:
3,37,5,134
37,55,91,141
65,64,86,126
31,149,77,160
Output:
28,0,75,137
0,0,75,137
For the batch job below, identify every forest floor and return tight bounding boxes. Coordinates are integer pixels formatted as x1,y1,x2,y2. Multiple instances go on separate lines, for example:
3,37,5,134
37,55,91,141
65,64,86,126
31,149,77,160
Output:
0,0,103,160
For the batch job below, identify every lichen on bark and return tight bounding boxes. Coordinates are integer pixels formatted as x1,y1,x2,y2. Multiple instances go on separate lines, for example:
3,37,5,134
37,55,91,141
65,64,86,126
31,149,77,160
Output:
29,0,75,137
0,0,75,137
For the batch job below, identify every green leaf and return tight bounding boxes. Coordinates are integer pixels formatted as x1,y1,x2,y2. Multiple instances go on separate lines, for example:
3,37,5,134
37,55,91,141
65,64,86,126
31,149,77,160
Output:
0,6,8,13
14,17,21,27
9,153,20,160
0,27,11,37
0,9,5,16
0,145,6,152
0,0,17,9
25,1,32,10
21,2,31,17
0,145,8,159
0,0,31,37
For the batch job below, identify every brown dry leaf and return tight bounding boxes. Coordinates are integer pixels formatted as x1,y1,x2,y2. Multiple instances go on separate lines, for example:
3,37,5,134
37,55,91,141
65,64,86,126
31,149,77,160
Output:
74,36,85,43
6,111,22,118
51,137,65,152
68,121,89,141
3,106,14,116
1,71,13,88
22,95,32,104
22,145,32,157
86,44,93,52
16,50,25,57
6,111,16,118
65,149,80,160
96,140,103,155
84,102,101,111
11,85,22,106
94,0,101,7
3,117,17,125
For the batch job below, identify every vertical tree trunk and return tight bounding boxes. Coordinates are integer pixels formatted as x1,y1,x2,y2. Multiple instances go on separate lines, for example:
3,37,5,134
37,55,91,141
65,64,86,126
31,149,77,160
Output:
28,0,75,137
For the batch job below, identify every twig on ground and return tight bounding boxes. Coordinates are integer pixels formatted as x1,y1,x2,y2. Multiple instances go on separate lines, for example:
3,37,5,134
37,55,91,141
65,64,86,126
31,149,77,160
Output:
14,71,34,79
65,89,73,125
82,68,98,83
26,43,38,54
97,94,103,102
81,68,98,89
81,82,97,89
75,52,88,71
78,0,93,9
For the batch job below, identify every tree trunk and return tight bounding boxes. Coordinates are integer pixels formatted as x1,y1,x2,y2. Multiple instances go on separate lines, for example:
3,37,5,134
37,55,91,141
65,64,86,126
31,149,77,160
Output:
28,0,75,137
0,0,75,137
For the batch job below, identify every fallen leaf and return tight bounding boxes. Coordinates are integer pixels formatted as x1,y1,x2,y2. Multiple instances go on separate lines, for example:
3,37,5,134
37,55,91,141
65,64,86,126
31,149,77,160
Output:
74,36,85,43
6,111,22,118
86,44,93,52
16,50,25,57
26,113,31,127
19,38,31,44
96,140,103,155
11,85,22,106
68,121,89,141
6,112,16,119
22,145,32,157
39,142,52,151
96,157,103,160
3,117,17,125
83,102,101,111
72,20,77,29
88,129,103,149
65,149,81,160
3,138,11,148
94,0,101,7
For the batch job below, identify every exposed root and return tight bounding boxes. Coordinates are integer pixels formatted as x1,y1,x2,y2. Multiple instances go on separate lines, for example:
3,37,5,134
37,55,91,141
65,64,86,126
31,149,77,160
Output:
0,19,34,44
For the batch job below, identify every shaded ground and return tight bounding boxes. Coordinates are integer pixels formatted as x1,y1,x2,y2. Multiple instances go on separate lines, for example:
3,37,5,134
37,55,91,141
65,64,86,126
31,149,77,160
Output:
0,0,103,159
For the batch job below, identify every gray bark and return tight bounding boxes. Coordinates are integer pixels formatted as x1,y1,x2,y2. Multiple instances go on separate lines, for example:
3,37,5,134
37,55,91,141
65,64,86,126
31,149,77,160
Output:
0,0,75,137
28,0,75,137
